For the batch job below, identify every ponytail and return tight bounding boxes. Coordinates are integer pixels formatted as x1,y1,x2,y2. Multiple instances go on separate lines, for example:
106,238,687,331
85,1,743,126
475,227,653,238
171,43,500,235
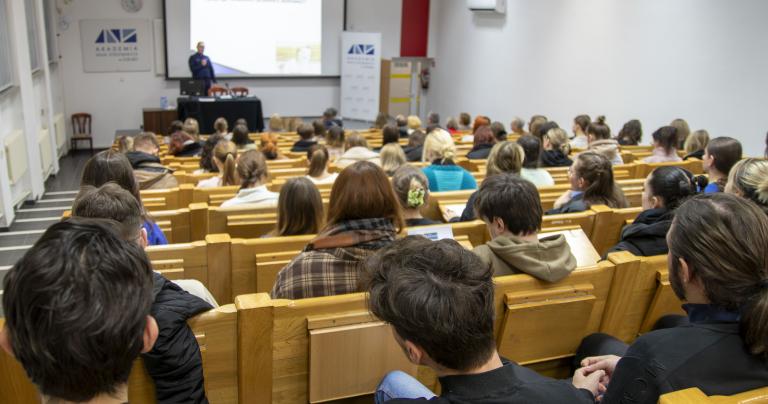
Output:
744,285,768,357
307,145,329,178
221,153,238,186
236,149,269,190
576,152,628,208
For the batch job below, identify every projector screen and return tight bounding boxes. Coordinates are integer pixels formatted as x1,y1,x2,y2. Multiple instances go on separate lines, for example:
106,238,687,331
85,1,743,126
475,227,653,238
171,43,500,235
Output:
163,0,345,79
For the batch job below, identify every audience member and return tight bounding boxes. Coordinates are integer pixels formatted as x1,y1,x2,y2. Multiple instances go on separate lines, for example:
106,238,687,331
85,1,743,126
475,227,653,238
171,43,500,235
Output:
325,126,346,160
458,112,472,130
490,121,507,141
306,145,338,185
392,166,440,227
168,119,184,137
197,140,238,188
534,121,559,139
268,113,285,132
168,131,202,157
683,129,709,160
702,136,742,193
474,174,576,281
426,111,441,132
271,161,403,299
548,152,628,214
510,116,526,136
644,126,682,163
221,150,278,207
270,177,324,237
1,219,158,404
213,117,230,139
312,119,327,139
466,125,496,159
541,127,573,167
670,118,691,149
454,141,525,222
726,158,768,215
232,124,256,150
126,132,178,190
587,115,624,165
616,119,643,146
472,115,491,134
421,129,477,191
519,135,555,186
182,118,200,139
407,115,422,135
574,193,768,403
607,167,696,256
445,117,460,134
375,124,400,152
365,237,601,403
373,112,389,129
337,133,381,168
196,133,224,174
396,114,409,137
115,135,133,153
323,107,343,129
81,150,168,245
380,143,407,176
234,118,248,128
570,114,591,149
404,129,426,162
70,185,215,402
291,124,318,152
259,132,284,160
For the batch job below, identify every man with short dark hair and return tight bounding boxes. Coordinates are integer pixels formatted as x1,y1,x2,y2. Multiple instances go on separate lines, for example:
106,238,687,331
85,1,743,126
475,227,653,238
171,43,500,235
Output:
323,107,343,129
72,184,215,403
291,123,319,152
365,236,601,403
188,41,216,95
473,173,576,282
1,219,158,403
510,117,526,136
126,132,179,190
395,114,409,138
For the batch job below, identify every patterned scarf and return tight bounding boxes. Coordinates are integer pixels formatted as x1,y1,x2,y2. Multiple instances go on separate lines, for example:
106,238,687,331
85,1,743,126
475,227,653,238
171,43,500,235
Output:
308,218,396,251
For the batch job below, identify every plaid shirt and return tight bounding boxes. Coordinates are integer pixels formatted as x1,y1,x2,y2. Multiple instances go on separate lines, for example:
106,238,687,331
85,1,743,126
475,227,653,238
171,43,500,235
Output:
271,218,396,300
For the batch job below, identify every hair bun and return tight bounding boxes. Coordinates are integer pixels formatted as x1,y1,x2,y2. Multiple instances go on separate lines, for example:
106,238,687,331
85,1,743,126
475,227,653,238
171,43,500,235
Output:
596,115,607,125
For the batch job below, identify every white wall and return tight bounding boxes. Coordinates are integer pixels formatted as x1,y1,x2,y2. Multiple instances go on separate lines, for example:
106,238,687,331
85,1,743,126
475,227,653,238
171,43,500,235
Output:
428,0,768,155
57,0,403,148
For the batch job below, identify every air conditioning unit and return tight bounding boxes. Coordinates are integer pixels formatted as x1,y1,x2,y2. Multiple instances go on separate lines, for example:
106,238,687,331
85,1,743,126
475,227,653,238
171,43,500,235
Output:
468,0,506,14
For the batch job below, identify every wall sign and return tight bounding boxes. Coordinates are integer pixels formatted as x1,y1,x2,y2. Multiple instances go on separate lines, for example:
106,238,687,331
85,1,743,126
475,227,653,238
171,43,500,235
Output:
80,19,152,72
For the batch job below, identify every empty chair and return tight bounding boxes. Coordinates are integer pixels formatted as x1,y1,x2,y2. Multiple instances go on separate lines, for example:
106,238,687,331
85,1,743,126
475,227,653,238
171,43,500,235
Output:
71,112,94,154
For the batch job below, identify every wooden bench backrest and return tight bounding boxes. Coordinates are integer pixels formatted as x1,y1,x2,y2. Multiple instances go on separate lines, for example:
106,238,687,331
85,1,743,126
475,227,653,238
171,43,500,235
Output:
601,252,684,342
659,386,768,404
589,206,643,255
0,305,238,404
494,261,615,376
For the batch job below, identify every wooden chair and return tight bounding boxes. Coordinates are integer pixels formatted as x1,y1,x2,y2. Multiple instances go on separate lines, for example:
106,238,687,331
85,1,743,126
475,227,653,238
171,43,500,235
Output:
659,387,768,404
601,251,684,342
230,86,248,97
140,184,193,211
71,112,94,154
208,85,229,97
0,305,239,404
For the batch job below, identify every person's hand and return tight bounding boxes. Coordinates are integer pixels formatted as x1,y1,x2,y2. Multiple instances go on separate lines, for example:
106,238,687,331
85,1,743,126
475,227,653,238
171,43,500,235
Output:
443,208,459,221
572,367,606,398
553,190,572,209
581,355,621,381
201,58,208,66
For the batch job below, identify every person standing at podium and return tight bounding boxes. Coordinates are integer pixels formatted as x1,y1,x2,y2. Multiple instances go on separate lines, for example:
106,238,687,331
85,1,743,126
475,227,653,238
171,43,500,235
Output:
188,41,216,96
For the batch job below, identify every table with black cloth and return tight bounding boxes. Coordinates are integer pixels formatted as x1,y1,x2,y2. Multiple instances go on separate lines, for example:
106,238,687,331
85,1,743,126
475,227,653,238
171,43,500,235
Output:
177,96,265,133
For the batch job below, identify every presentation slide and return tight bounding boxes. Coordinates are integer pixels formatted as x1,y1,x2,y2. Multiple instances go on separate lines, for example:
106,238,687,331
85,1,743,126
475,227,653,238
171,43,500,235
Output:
164,0,344,78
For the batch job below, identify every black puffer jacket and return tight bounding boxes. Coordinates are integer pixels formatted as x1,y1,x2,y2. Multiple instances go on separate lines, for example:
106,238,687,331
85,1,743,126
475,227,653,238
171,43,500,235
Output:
143,273,213,403
607,208,672,257
541,149,573,167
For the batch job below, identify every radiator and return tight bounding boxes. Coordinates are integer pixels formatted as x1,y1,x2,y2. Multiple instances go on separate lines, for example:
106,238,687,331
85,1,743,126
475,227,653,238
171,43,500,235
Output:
39,128,52,177
4,130,28,185
53,113,66,153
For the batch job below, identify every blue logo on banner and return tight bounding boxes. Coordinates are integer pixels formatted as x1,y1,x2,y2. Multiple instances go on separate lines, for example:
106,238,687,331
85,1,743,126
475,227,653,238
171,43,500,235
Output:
347,44,375,55
95,29,137,44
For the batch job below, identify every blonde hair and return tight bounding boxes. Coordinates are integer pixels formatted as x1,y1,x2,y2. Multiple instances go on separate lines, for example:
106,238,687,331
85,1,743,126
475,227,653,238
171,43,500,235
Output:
545,128,571,155
380,143,407,176
213,117,228,134
268,114,284,132
421,129,456,162
487,141,524,177
407,115,422,130
182,118,200,138
684,129,709,154
213,140,238,186
727,158,768,213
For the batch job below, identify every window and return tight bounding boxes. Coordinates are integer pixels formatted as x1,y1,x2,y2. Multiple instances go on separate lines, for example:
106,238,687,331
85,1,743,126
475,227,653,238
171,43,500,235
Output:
43,0,56,63
25,0,40,72
0,0,13,91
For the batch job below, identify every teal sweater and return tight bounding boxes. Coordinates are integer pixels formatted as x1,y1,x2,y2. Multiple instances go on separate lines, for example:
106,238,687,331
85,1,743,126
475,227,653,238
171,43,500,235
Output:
422,163,477,192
